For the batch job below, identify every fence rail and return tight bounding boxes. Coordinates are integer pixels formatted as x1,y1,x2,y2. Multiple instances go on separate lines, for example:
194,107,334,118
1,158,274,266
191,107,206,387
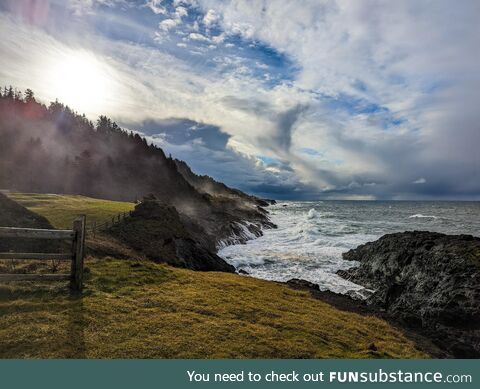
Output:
0,216,86,291
0,227,74,240
0,252,72,260
87,211,133,237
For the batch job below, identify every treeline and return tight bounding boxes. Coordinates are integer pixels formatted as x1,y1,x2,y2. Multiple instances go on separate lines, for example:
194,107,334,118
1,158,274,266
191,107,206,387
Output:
0,87,201,204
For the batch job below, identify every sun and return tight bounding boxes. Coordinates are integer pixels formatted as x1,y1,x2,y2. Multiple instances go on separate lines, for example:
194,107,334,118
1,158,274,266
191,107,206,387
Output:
48,51,114,115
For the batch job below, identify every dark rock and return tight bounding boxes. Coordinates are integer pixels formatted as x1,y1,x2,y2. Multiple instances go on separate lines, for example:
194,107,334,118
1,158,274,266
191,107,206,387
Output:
173,158,276,246
238,269,249,275
173,237,235,272
339,231,480,357
260,199,277,206
287,278,320,291
107,199,235,273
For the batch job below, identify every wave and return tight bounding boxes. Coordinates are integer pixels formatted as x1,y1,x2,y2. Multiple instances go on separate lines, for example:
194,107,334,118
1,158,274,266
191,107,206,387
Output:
307,208,319,219
408,214,438,219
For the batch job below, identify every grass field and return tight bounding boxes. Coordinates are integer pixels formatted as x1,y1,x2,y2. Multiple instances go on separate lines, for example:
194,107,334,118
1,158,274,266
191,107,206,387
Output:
0,192,428,358
6,192,135,229
0,258,427,358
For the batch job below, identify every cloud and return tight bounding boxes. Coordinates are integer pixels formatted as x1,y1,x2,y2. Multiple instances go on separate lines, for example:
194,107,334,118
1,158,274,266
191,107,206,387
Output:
202,9,218,26
413,178,426,184
1,1,479,199
131,118,311,198
144,0,166,15
159,18,179,31
188,32,209,41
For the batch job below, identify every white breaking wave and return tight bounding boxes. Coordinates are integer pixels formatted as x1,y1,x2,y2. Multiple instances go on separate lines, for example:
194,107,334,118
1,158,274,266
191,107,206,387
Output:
408,214,438,219
219,203,376,296
217,222,262,249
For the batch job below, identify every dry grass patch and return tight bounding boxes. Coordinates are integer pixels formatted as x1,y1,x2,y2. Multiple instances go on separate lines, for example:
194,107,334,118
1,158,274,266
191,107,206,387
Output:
0,258,427,359
6,193,134,229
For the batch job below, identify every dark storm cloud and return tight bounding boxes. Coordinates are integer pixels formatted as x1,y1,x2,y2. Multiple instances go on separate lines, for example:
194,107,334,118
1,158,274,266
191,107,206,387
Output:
130,118,312,197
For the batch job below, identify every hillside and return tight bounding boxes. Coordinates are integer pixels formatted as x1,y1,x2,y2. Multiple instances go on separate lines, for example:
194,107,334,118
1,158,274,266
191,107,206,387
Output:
174,159,271,207
0,192,67,255
0,258,427,358
6,192,135,229
0,89,273,250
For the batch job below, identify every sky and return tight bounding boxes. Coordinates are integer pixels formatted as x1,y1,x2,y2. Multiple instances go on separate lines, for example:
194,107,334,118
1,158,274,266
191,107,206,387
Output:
0,0,479,200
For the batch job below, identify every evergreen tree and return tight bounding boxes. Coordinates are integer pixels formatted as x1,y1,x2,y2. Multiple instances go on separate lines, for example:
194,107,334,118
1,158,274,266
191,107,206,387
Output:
24,88,35,103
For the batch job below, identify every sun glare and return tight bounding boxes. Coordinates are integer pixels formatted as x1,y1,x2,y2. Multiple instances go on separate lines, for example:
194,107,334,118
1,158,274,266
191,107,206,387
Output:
48,51,114,115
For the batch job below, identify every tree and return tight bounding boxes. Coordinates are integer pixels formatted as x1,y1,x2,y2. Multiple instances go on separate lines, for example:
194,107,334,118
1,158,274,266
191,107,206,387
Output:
96,115,112,133
14,89,22,101
24,88,35,103
6,86,14,99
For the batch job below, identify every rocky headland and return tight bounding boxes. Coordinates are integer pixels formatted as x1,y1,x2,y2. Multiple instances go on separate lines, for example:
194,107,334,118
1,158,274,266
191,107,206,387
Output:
338,231,480,357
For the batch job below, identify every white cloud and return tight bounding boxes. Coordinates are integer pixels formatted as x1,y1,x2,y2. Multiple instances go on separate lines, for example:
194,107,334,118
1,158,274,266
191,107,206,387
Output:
67,0,127,16
203,9,219,26
159,18,179,31
175,6,188,18
413,178,426,184
144,0,166,15
188,32,210,42
156,3,189,33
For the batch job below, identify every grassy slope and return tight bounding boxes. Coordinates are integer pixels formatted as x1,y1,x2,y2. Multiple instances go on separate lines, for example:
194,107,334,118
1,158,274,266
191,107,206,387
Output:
0,193,427,358
6,193,135,229
0,258,426,358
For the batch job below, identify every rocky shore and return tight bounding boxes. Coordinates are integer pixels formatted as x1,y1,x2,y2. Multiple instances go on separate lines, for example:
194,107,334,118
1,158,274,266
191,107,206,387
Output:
338,231,480,358
104,195,277,273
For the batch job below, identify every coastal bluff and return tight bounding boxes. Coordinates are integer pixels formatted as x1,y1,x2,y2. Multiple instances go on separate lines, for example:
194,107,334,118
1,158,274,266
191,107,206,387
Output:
340,231,480,357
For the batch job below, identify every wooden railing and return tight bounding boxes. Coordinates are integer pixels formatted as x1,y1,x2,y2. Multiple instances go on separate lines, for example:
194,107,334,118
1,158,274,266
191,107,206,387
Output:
87,211,132,237
0,216,86,291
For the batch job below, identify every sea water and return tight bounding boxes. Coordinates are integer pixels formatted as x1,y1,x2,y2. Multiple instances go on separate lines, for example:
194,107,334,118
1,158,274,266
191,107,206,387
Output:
219,201,480,295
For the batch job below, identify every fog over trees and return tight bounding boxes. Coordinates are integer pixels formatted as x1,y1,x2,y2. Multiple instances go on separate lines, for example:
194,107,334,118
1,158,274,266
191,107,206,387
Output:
0,86,201,205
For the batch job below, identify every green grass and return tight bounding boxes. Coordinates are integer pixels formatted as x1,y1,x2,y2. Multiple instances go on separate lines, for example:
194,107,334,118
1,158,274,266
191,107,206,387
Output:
0,258,427,359
6,193,135,229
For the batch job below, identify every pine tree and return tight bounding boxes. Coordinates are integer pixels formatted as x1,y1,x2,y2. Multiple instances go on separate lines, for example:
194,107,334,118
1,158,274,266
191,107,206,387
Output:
24,88,35,103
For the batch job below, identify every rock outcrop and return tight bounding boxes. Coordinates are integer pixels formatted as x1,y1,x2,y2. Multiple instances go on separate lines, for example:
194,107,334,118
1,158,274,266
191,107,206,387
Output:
107,198,235,273
340,231,480,357
173,158,277,248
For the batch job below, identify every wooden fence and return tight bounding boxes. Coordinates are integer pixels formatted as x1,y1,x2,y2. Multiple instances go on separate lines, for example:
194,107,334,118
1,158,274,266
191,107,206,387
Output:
0,216,86,291
87,211,132,237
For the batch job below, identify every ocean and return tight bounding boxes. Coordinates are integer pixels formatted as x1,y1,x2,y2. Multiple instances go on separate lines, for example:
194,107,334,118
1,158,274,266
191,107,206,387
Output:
219,201,480,295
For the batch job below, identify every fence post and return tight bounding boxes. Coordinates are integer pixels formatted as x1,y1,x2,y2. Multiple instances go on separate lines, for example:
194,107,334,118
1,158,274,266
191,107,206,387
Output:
70,215,86,292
